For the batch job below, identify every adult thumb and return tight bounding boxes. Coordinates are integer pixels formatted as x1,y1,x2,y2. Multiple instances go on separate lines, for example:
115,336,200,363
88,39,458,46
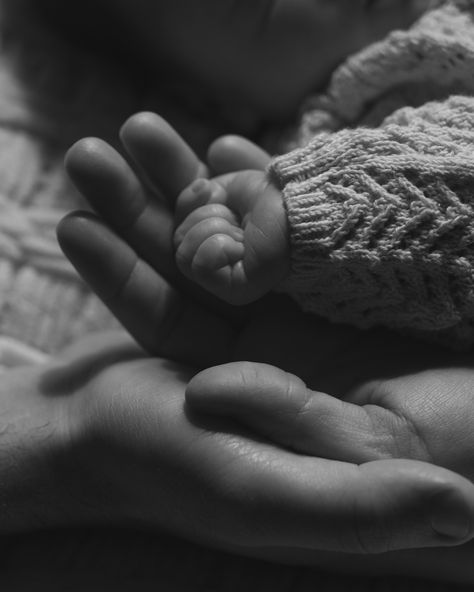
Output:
186,362,474,550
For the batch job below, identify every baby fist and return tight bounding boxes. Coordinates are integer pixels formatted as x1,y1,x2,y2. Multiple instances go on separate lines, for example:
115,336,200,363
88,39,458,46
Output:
174,171,290,305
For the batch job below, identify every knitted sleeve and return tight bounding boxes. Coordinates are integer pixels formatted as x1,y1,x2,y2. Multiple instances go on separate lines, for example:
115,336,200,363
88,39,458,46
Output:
268,95,474,348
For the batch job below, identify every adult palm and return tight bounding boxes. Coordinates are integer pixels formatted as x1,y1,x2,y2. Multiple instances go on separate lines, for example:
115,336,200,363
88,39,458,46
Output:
33,331,474,584
58,112,474,483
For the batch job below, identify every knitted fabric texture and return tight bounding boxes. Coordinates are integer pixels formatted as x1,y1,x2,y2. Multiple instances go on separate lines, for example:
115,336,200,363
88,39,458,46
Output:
271,0,474,348
0,2,140,357
0,2,228,363
285,0,474,146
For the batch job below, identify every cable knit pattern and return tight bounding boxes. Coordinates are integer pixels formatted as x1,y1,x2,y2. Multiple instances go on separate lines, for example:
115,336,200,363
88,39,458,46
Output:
287,0,474,147
0,1,225,362
0,1,140,358
271,0,474,348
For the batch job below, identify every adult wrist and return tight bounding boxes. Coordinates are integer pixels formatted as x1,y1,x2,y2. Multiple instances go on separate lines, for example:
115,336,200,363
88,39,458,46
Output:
0,365,84,532
60,359,146,530
37,334,150,531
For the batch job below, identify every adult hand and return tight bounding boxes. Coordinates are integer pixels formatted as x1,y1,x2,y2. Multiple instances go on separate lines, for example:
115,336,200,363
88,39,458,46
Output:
11,332,474,580
59,112,474,484
4,331,474,583
52,115,472,578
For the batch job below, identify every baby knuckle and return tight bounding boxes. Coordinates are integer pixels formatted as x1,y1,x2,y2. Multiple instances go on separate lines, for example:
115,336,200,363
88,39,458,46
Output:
205,216,230,235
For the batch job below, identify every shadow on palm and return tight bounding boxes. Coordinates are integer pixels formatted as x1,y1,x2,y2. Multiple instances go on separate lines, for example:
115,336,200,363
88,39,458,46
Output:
57,112,474,483
230,292,474,480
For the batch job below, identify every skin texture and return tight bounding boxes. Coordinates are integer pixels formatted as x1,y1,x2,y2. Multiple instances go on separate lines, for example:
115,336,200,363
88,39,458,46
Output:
25,113,474,585
59,112,474,485
174,173,290,305
6,329,474,582
9,0,474,585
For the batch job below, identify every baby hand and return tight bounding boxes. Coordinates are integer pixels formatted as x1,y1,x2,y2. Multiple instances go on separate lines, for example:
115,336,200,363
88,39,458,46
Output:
174,171,290,305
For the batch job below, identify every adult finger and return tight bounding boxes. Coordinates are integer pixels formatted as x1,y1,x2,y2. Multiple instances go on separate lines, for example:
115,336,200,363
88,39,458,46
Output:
269,458,474,551
65,138,241,318
208,135,271,174
65,137,177,280
57,213,234,364
129,361,474,553
120,112,208,203
195,430,474,551
185,367,474,551
186,362,427,464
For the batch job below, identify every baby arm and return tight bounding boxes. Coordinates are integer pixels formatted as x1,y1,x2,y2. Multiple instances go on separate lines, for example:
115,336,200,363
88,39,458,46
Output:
176,95,474,345
268,95,474,348
174,172,290,305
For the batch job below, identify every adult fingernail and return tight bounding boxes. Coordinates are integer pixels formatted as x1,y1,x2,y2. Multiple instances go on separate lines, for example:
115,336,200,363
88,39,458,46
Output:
430,490,472,540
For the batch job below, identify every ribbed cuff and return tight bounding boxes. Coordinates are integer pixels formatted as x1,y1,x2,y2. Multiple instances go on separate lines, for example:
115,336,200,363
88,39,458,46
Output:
266,125,474,348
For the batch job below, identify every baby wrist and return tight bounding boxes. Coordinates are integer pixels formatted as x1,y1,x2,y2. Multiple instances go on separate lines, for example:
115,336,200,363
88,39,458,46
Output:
267,131,474,348
260,176,291,282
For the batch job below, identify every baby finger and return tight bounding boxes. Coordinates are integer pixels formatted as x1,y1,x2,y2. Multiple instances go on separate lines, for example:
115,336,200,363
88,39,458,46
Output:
174,203,240,247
